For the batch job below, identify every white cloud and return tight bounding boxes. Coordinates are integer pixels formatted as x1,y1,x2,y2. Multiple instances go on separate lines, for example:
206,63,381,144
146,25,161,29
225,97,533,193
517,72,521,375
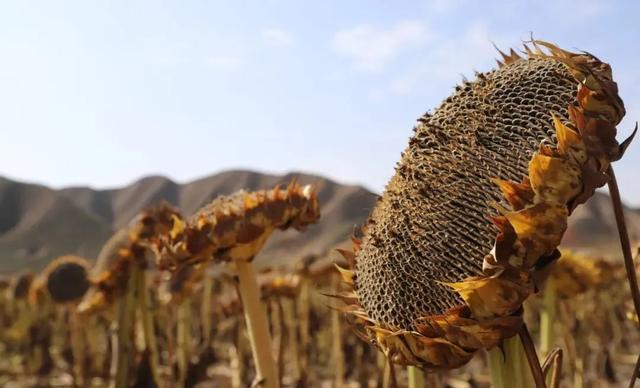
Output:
262,28,295,48
205,55,244,70
333,21,433,73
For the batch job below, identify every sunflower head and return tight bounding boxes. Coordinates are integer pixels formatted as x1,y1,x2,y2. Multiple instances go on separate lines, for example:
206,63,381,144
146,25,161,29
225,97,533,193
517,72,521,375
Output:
77,203,180,314
44,256,91,304
156,181,320,270
335,41,634,369
260,272,301,298
549,250,620,298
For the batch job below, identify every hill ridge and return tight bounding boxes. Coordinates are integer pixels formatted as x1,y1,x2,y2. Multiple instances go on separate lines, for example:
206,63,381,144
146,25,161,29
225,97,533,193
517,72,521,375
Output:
0,171,638,273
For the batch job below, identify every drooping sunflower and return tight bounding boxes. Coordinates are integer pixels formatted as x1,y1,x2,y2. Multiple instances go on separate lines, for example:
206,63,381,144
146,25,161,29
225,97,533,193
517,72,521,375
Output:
156,181,320,270
156,181,320,388
336,41,634,370
77,203,178,314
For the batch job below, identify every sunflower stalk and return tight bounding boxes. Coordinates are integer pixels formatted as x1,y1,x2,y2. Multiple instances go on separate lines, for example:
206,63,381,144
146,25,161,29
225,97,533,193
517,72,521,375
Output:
235,259,279,388
540,283,557,357
110,265,139,388
69,310,85,387
270,297,285,384
297,275,311,384
607,166,640,387
283,298,301,384
381,358,391,388
488,335,535,388
201,273,213,348
176,297,191,387
407,365,425,388
331,275,345,387
607,166,640,325
137,269,161,387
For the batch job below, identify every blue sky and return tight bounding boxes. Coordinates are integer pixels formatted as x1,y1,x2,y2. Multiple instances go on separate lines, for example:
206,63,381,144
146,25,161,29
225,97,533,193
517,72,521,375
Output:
1,0,638,205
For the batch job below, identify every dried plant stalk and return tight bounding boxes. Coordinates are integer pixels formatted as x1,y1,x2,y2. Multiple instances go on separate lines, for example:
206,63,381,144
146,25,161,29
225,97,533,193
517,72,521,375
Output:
236,259,279,387
488,335,534,388
110,265,138,388
283,298,301,384
539,283,557,357
176,298,191,387
201,271,213,348
331,275,345,387
297,274,311,384
407,365,424,388
137,269,161,387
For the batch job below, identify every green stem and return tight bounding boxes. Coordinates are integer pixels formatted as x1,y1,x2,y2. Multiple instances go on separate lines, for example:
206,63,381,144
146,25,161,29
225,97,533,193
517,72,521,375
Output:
488,335,534,388
382,355,391,388
407,365,425,388
540,283,557,357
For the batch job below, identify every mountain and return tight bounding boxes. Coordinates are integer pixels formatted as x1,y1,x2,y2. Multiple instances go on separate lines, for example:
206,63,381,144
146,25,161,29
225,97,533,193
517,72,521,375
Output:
0,170,378,273
562,191,640,256
0,170,637,273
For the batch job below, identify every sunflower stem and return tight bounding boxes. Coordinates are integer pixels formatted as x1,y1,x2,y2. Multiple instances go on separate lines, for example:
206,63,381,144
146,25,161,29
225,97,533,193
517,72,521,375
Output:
200,271,213,348
297,274,311,384
138,269,161,387
488,334,535,388
388,356,399,388
407,365,425,388
629,353,640,388
282,298,301,384
110,264,138,388
331,275,345,388
382,356,391,388
539,283,557,357
607,166,640,325
235,259,279,388
519,323,547,387
607,166,640,388
69,310,85,387
176,297,191,387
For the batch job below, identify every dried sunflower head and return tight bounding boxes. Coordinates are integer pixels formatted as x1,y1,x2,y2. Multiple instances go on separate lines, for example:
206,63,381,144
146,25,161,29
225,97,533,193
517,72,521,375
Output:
549,250,620,298
336,41,634,369
260,272,301,298
78,203,180,314
43,255,91,304
157,181,320,270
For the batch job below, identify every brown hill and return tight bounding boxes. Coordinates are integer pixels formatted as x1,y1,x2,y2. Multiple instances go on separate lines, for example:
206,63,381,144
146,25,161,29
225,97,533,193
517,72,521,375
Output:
0,170,378,272
0,171,637,273
562,191,640,256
